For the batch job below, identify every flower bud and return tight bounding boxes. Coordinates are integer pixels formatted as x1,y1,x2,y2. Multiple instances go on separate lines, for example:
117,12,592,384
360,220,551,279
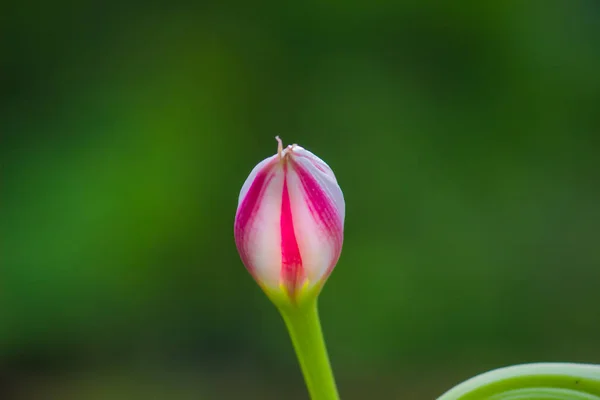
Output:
234,137,345,304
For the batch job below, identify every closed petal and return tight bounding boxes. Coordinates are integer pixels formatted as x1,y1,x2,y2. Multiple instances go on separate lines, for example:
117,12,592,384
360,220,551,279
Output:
287,147,345,285
237,154,278,206
234,158,284,288
291,146,345,222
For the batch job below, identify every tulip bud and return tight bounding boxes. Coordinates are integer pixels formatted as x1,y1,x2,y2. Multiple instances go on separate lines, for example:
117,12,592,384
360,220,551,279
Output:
234,137,345,304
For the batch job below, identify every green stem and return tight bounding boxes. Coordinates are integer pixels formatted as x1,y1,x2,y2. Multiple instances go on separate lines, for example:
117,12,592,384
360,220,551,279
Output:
278,299,339,400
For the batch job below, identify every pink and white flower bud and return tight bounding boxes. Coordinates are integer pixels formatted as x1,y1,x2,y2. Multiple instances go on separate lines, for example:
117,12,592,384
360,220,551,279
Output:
234,137,345,303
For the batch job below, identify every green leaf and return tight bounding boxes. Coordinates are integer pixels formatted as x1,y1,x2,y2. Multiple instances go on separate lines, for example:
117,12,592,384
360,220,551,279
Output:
437,363,600,400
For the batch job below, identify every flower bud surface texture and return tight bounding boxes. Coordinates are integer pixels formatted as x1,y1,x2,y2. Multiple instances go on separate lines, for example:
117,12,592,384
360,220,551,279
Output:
234,139,345,302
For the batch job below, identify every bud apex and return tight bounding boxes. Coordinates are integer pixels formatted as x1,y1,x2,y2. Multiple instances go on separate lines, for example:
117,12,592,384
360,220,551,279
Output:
234,138,345,304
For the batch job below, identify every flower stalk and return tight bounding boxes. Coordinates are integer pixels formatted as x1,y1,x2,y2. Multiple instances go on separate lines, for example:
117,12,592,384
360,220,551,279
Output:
279,299,339,400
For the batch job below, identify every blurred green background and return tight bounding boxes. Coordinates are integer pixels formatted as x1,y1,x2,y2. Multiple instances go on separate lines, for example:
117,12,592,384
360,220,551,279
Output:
2,1,600,399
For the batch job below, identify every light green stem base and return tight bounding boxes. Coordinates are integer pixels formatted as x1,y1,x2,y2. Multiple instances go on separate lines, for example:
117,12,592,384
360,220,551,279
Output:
437,363,600,399
278,300,339,400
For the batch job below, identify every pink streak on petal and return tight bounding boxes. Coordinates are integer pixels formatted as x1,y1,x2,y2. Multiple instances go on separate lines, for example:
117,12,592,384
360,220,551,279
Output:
237,155,278,206
291,147,345,219
293,159,344,247
289,156,344,282
234,158,278,277
280,164,304,297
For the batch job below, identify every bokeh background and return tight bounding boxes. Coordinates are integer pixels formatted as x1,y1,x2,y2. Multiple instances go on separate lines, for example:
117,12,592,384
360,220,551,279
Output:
2,1,600,399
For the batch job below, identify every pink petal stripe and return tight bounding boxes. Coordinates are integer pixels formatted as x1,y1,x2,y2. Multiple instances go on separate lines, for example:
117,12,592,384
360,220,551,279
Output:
291,158,344,277
280,164,304,297
234,160,276,276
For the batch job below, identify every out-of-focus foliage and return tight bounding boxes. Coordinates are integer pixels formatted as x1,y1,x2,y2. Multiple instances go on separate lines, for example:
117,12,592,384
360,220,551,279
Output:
2,1,599,398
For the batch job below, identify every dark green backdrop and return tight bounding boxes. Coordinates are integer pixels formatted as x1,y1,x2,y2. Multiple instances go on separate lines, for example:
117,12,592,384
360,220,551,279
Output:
2,1,599,399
